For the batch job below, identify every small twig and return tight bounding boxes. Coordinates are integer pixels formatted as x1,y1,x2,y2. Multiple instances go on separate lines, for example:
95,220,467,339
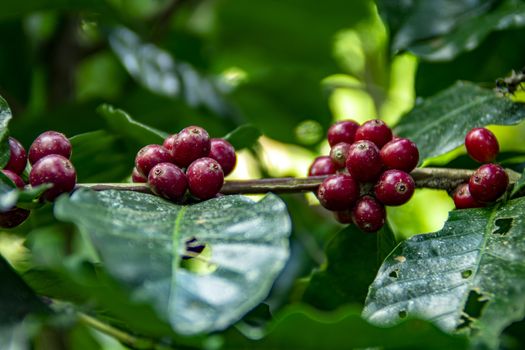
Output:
77,168,521,195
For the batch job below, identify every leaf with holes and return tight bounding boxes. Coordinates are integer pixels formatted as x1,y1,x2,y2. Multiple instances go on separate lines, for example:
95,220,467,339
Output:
363,197,525,349
394,82,525,163
54,189,291,335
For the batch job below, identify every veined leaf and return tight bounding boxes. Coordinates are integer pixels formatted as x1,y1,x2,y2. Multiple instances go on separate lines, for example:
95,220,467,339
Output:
54,190,291,335
364,197,525,349
0,96,12,168
394,82,525,163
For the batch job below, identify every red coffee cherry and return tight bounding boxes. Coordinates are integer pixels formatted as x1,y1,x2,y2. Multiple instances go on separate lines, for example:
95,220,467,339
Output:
317,174,359,211
354,119,393,148
0,208,30,228
465,127,499,163
148,163,188,202
374,169,415,206
334,210,353,224
327,120,360,147
29,154,76,201
329,142,351,168
165,126,211,168
352,195,386,232
187,157,224,200
208,138,237,176
346,140,383,182
380,138,419,172
1,169,25,188
308,156,337,176
4,137,27,174
29,131,71,165
135,145,173,177
453,183,484,209
131,167,147,183
468,164,508,202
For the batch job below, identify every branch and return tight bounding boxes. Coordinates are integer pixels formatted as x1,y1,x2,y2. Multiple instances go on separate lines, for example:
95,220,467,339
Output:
76,167,522,195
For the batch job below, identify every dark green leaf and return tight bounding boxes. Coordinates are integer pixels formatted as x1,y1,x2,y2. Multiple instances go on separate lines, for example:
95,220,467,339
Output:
97,104,167,146
223,124,261,150
0,171,51,211
394,82,525,163
54,190,291,335
302,226,379,310
0,95,12,168
364,197,525,349
0,0,113,21
225,305,468,349
511,169,525,197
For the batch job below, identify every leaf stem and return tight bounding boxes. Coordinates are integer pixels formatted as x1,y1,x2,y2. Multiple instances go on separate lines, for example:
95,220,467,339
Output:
76,167,521,195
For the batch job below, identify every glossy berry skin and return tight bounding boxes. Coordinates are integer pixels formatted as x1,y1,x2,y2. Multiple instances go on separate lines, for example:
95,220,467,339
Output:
453,183,484,209
208,138,236,176
354,119,393,148
4,137,27,174
308,156,337,176
135,145,173,177
327,120,359,147
317,174,359,211
329,142,351,168
131,167,147,183
346,140,383,182
2,169,25,188
28,131,71,165
468,163,508,202
148,163,187,202
187,157,224,200
380,138,419,172
352,195,386,232
29,154,76,201
0,208,30,228
165,126,211,168
374,169,415,206
465,128,499,163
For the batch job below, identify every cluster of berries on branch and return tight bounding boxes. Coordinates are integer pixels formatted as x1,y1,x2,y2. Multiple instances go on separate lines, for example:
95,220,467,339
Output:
133,126,236,202
453,127,509,209
308,119,419,233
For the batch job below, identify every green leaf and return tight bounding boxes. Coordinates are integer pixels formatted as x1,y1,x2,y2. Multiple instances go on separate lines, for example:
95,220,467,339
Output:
223,124,261,150
302,226,380,310
54,190,291,335
0,95,12,168
394,82,525,163
0,0,113,21
108,27,236,120
511,169,525,197
97,104,167,146
225,305,468,349
364,197,525,349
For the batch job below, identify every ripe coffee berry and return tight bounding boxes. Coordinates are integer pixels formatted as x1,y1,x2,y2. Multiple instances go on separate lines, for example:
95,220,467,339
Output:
187,157,224,200
5,137,27,174
327,120,359,147
346,140,382,182
0,208,30,228
465,127,499,163
148,163,187,202
29,131,71,165
374,169,415,206
317,174,359,211
352,195,386,232
354,119,392,148
453,183,484,209
329,142,351,168
308,156,337,176
334,210,353,224
29,154,76,201
165,126,211,168
2,169,24,188
131,167,147,183
135,145,173,177
468,163,508,202
380,138,419,172
208,138,236,176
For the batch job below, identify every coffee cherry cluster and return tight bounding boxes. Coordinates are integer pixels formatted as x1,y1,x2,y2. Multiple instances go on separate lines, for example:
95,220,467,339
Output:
309,119,419,233
453,127,508,209
0,131,76,228
133,126,236,202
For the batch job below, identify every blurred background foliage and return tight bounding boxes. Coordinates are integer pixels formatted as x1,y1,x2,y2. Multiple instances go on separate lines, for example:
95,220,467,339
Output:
1,0,525,348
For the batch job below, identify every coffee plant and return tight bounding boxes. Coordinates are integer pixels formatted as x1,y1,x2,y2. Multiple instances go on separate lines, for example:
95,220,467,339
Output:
2,1,525,349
